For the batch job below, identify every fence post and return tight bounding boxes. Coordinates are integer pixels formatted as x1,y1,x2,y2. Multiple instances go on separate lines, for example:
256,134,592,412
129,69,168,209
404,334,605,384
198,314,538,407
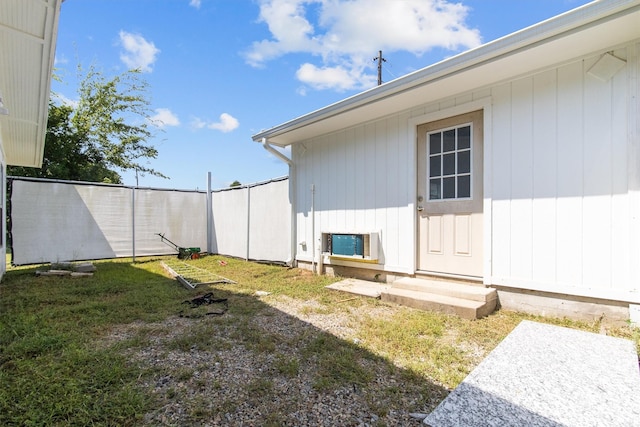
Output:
246,185,251,261
131,186,136,263
207,172,213,254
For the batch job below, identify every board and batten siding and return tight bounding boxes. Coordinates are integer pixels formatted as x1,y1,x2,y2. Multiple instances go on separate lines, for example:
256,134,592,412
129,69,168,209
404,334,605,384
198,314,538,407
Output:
490,44,639,302
293,42,639,303
293,110,414,274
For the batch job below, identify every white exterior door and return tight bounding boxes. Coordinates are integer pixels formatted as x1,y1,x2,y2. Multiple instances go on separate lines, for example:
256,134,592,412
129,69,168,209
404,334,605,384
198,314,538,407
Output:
417,110,483,278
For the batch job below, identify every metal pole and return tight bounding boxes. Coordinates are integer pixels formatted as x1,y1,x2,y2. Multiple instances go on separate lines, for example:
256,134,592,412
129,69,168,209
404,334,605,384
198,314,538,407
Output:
246,185,251,261
207,172,213,254
131,187,136,263
374,50,386,86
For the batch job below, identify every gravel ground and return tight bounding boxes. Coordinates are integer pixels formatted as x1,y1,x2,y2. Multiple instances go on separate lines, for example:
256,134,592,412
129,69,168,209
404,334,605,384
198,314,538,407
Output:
108,294,450,426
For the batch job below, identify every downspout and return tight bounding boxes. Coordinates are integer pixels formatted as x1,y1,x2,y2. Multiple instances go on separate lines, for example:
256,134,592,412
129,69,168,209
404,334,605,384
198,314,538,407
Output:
262,138,296,267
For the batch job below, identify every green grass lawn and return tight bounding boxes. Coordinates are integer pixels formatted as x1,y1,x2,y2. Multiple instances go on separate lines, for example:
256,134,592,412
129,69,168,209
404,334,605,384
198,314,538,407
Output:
1,255,638,425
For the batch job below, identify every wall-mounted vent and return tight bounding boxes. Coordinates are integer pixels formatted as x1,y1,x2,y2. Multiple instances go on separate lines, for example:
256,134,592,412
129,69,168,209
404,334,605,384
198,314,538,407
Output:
322,232,379,261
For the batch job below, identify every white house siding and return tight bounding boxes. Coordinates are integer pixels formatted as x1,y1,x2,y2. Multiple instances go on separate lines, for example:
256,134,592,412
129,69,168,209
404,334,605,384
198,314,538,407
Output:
294,42,639,304
489,44,639,302
293,111,414,274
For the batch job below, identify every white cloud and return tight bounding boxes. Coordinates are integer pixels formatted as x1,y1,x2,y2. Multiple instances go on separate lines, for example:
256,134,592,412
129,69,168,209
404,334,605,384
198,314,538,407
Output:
191,113,239,133
189,0,202,9
118,31,160,73
150,108,180,128
296,63,375,92
191,117,207,130
245,0,481,91
54,54,68,66
52,92,79,109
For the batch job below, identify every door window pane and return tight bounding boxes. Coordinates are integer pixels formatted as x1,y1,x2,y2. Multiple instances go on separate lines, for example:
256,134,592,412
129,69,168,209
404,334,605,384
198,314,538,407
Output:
458,175,471,198
443,153,455,175
429,155,441,177
443,177,455,199
427,122,473,200
429,133,441,154
458,150,470,174
430,179,441,199
458,126,470,149
443,129,455,152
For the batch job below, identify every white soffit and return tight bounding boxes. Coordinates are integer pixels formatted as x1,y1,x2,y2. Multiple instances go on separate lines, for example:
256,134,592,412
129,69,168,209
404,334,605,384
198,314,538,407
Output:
0,0,62,167
253,0,640,147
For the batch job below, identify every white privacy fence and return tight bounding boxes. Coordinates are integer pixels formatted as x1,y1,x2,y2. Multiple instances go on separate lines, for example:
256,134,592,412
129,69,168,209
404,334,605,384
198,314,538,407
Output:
9,176,290,265
211,176,291,262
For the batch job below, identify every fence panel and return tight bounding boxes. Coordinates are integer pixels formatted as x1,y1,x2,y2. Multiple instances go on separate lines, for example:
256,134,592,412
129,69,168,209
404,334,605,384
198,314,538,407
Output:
211,186,249,259
248,178,290,262
9,176,290,265
133,188,208,257
11,180,134,264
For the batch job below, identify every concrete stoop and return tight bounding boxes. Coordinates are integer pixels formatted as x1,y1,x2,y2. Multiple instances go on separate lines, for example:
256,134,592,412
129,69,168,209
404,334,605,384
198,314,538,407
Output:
380,277,497,320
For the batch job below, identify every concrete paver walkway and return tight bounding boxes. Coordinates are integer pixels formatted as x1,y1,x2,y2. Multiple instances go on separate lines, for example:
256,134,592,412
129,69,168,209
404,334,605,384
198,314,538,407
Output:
425,320,640,426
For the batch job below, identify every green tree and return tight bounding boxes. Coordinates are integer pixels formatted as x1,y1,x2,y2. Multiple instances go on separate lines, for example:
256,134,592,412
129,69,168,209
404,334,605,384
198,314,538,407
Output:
230,180,242,187
8,66,166,183
8,102,120,183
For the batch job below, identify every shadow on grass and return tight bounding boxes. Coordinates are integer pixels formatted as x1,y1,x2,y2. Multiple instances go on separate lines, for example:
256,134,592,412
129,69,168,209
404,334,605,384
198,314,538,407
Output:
1,257,448,426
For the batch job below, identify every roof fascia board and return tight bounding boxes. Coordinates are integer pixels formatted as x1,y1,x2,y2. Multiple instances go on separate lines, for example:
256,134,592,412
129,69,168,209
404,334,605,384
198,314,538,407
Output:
252,0,640,145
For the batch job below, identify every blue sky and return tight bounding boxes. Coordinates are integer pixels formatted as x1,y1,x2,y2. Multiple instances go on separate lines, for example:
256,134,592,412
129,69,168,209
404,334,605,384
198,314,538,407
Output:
52,0,591,190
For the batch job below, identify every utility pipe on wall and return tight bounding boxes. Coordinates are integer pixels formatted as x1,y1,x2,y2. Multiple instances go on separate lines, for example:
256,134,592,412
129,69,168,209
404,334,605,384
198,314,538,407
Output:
311,183,315,274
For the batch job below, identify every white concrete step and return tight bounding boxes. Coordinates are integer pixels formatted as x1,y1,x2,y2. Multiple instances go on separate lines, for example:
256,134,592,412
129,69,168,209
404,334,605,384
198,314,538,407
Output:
392,277,497,303
381,277,498,319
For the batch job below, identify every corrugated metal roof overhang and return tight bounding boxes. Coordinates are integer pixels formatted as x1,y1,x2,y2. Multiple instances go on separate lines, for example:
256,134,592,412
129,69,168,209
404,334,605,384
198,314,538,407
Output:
252,0,640,147
0,0,62,167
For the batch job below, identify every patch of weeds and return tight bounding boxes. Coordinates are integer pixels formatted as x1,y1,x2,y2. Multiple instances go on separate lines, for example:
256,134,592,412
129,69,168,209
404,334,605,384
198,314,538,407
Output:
228,295,266,317
303,335,373,391
187,396,216,420
165,323,225,352
274,353,300,377
299,304,333,316
264,411,287,426
166,388,177,399
218,397,239,414
231,320,279,353
174,367,195,382
246,377,274,397
112,332,152,351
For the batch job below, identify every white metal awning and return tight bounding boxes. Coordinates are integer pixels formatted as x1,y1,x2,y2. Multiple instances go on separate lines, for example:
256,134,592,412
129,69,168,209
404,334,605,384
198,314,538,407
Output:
0,0,63,167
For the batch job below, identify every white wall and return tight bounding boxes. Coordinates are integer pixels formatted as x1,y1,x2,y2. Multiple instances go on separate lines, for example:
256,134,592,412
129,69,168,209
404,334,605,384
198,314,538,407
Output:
293,111,415,273
294,42,640,303
489,44,640,303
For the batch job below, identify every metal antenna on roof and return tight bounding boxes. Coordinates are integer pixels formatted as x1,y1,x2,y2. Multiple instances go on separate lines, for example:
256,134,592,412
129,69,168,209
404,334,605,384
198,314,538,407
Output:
373,50,386,86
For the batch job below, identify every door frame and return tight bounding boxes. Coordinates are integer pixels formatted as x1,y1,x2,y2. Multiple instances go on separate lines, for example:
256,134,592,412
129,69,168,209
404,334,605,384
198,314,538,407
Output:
407,98,493,285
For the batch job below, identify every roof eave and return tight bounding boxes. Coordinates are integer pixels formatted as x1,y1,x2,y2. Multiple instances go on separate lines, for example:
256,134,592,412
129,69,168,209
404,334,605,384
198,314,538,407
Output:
0,0,63,168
